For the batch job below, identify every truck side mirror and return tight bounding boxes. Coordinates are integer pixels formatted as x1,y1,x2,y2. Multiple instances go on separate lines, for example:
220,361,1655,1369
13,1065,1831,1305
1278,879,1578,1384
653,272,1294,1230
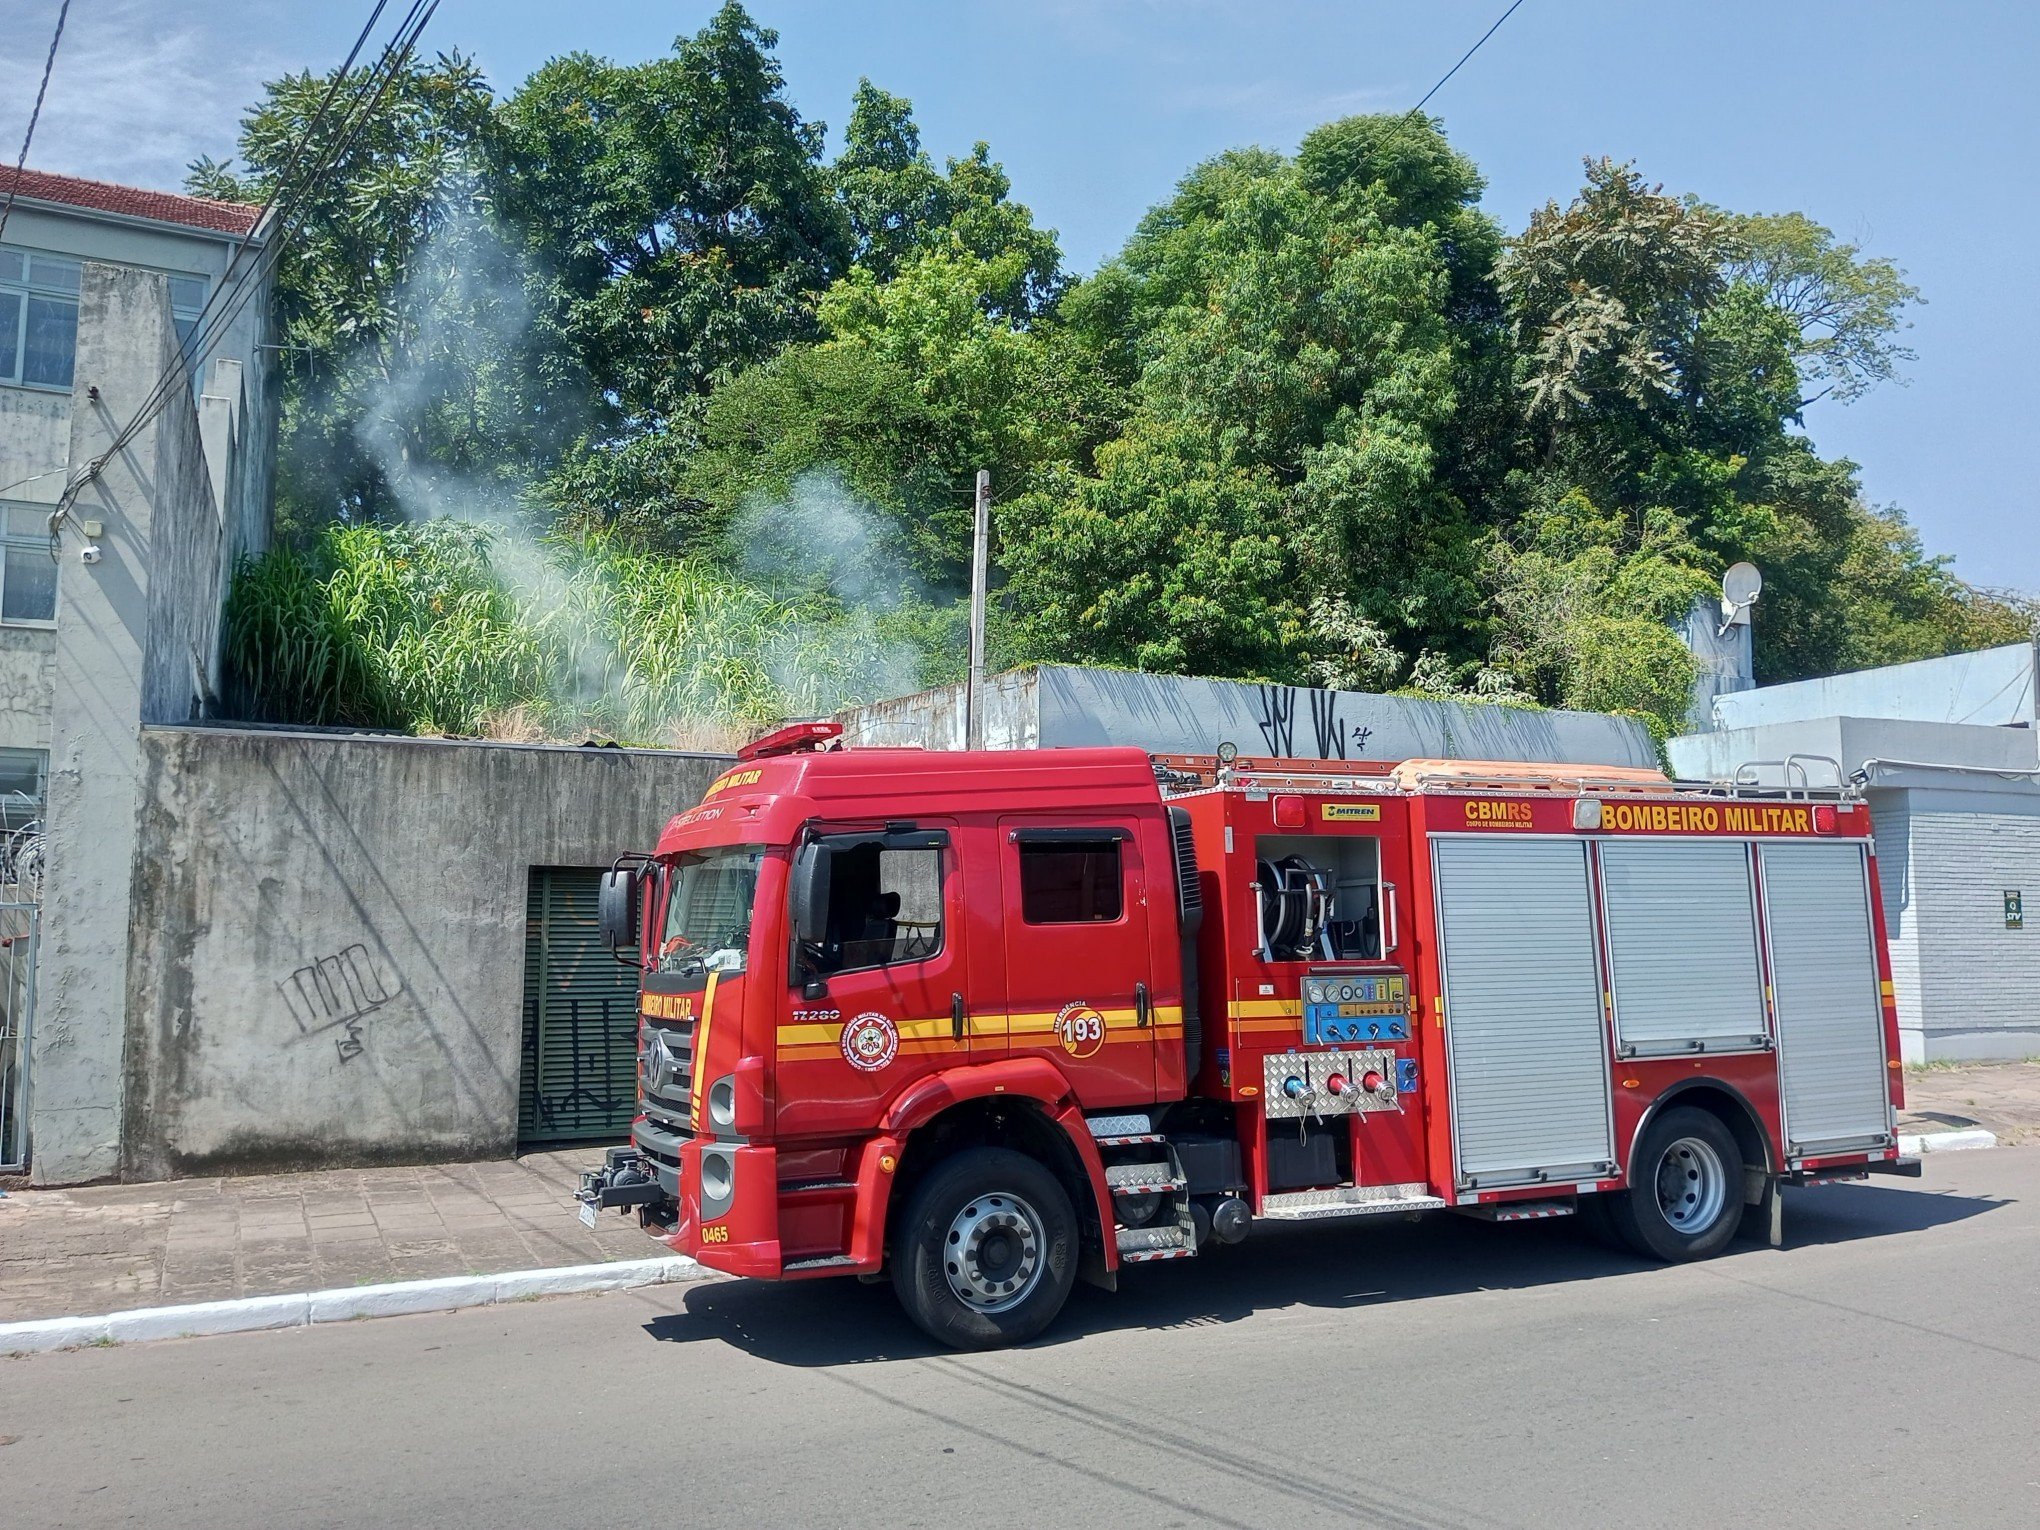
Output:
599,868,639,956
789,842,834,953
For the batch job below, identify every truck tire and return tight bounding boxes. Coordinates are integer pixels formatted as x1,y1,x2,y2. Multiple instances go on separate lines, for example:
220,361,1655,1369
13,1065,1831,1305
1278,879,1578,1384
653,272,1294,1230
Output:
1607,1106,1744,1262
891,1147,1078,1350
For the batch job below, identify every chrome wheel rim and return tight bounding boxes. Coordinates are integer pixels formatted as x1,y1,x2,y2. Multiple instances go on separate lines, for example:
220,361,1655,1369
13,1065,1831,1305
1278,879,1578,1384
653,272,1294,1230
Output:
942,1191,1045,1313
1655,1135,1730,1235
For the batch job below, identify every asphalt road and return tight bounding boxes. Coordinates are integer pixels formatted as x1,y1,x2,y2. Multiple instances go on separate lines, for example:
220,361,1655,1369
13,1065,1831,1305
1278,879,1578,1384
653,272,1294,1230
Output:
7,1148,2038,1530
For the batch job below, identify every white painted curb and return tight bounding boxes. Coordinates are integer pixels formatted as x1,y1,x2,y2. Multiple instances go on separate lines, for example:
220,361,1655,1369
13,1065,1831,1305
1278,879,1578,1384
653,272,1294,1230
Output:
0,1255,706,1356
1897,1127,1999,1156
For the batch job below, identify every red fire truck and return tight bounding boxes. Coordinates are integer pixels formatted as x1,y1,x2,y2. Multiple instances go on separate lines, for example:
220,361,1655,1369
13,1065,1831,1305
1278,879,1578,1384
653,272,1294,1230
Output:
580,724,1917,1348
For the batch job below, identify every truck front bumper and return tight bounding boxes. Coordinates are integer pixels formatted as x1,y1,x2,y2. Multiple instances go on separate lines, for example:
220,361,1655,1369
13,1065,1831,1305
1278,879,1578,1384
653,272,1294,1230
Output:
577,1138,788,1278
576,1144,673,1226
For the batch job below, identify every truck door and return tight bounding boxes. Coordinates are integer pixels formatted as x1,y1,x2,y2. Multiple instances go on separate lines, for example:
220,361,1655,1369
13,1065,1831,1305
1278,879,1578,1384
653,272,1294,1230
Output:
995,820,1157,1105
777,823,968,1138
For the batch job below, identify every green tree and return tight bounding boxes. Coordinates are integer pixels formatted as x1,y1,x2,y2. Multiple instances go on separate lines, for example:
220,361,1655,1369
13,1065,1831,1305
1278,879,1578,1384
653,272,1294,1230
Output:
492,3,848,427
1721,210,1922,405
189,52,537,527
1005,116,1495,677
831,80,1063,319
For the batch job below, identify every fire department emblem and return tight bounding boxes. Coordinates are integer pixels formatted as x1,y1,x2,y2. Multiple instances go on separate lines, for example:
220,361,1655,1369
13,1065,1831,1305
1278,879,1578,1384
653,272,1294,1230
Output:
1054,1001,1107,1060
840,1011,899,1073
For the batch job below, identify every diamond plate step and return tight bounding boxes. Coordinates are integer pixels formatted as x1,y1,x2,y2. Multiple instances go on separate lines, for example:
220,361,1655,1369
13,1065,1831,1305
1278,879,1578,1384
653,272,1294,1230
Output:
1260,1183,1449,1221
1087,1113,1153,1139
1116,1224,1195,1262
1105,1161,1183,1197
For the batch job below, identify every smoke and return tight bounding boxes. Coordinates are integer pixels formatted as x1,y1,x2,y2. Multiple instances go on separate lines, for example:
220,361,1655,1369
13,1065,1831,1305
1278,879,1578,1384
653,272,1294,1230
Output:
734,469,933,715
338,201,939,740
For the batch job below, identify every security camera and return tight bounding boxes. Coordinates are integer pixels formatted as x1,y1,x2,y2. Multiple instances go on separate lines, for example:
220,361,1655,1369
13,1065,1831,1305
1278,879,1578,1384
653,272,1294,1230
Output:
80,544,103,564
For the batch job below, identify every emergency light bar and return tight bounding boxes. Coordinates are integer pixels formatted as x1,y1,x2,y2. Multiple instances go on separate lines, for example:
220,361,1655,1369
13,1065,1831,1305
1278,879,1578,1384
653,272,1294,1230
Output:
739,720,844,761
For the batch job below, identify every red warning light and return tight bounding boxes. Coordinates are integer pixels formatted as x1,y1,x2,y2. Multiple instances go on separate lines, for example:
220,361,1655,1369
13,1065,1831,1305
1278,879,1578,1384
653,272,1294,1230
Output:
1813,805,1838,833
1274,795,1306,828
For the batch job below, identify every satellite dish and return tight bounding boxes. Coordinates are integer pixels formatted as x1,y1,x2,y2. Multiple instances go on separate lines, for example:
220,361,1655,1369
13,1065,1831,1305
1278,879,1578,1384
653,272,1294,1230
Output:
1719,562,1762,633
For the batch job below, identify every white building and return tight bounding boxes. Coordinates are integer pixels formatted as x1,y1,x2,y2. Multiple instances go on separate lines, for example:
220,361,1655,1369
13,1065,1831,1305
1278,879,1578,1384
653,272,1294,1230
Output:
1669,641,2040,1064
0,165,276,1179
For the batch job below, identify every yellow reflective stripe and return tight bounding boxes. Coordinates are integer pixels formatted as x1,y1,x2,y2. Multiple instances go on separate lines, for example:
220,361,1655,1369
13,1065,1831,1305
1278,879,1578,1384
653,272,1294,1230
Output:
1228,1000,1300,1020
690,971,719,1122
775,1005,1183,1047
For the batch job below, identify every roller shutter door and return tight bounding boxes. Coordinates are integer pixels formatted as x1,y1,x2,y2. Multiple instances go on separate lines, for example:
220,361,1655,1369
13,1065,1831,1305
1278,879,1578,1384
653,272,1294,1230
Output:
1761,842,1893,1154
519,868,642,1147
1602,840,1769,1057
1434,838,1613,1185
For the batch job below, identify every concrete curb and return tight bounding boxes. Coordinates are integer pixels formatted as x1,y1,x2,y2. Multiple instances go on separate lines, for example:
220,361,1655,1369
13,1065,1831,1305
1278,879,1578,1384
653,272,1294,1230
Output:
0,1256,707,1356
1897,1127,1999,1156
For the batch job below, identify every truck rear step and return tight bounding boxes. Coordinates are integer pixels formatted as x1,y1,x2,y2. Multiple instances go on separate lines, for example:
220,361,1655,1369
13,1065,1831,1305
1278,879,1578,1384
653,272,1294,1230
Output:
1261,1183,1449,1221
1106,1161,1186,1197
1088,1112,1164,1148
1117,1225,1195,1262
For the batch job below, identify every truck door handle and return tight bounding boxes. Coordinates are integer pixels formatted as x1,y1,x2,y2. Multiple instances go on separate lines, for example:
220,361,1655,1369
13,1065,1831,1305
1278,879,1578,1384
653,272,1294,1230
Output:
951,991,966,1042
1135,982,1150,1028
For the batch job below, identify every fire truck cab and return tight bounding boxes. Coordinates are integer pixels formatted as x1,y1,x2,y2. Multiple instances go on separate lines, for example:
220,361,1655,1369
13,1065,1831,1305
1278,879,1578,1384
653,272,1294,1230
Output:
582,726,1915,1349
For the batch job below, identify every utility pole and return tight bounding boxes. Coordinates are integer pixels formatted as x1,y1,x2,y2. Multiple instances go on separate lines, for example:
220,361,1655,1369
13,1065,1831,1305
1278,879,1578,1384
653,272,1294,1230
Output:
965,470,990,750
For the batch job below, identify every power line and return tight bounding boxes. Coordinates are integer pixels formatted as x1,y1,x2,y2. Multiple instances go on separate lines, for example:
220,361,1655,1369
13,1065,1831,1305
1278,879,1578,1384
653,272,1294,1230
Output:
96,0,423,469
49,0,441,544
82,1,420,476
0,0,71,245
1412,0,1526,116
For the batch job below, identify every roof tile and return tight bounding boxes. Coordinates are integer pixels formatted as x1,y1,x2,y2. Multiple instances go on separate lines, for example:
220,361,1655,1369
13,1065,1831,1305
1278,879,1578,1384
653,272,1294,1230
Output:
0,165,260,238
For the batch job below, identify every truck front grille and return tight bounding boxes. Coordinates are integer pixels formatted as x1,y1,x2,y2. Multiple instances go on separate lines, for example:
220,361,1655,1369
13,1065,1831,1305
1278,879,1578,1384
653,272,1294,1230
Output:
639,1017,695,1131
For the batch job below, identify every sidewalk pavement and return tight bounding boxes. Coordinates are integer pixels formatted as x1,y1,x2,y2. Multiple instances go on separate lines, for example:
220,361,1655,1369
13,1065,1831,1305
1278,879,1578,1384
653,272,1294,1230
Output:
2,1061,2037,1332
1902,1059,2040,1147
0,1148,650,1324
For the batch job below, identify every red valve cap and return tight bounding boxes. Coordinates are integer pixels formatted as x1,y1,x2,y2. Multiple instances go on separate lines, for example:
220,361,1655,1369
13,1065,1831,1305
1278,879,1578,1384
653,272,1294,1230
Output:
1362,1070,1385,1093
1325,1072,1349,1095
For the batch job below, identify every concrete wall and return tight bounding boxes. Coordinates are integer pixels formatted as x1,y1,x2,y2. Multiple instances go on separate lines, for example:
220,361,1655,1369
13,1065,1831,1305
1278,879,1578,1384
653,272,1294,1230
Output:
1710,641,2037,732
31,265,195,1182
1666,716,2040,784
121,726,730,1180
1677,594,1754,732
841,664,1660,769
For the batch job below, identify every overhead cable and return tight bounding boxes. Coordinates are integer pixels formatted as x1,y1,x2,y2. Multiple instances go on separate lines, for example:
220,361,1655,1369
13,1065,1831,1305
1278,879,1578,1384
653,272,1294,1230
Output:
0,0,70,245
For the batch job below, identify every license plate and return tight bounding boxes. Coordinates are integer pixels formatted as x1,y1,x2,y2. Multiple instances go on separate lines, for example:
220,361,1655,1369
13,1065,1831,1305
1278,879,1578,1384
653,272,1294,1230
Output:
578,1199,598,1228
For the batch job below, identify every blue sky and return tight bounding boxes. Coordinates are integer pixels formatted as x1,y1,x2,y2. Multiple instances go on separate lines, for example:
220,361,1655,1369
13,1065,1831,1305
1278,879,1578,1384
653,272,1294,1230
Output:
7,1,2033,592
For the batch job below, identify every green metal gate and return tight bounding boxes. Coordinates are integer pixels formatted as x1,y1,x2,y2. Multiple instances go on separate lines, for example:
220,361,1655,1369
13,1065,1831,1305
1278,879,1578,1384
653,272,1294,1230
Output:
519,867,642,1148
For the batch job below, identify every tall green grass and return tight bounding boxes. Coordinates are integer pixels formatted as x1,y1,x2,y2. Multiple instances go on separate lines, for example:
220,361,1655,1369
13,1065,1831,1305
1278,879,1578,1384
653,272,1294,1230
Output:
223,520,940,741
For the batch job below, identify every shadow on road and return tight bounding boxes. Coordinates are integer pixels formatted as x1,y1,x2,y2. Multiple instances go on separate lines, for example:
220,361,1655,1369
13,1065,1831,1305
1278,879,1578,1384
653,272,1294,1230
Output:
642,1178,2004,1366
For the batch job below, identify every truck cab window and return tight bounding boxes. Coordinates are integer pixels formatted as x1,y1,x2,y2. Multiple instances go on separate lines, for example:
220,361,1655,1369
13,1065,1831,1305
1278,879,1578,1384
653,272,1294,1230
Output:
812,844,944,975
1019,839,1124,924
659,847,763,975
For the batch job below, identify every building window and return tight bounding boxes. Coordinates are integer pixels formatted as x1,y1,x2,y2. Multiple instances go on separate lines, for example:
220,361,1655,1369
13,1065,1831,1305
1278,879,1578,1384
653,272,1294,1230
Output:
0,748,44,834
0,247,209,391
0,505,57,624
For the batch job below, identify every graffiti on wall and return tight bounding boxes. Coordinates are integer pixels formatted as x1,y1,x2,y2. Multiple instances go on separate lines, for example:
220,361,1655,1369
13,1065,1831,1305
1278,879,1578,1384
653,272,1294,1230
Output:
1250,685,1374,761
279,944,399,1064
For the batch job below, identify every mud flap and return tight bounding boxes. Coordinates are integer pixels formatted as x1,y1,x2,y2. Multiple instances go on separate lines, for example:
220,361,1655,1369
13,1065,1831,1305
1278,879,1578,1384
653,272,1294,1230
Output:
1738,1171,1783,1248
1078,1244,1118,1293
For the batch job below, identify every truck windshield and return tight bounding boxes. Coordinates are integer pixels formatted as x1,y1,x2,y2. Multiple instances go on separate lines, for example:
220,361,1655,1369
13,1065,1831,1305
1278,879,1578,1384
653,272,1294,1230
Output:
658,846,764,976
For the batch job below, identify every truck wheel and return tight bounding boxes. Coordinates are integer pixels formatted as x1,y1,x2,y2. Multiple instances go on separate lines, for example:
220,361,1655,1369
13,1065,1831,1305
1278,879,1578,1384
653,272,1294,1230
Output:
1608,1106,1744,1262
892,1147,1077,1350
